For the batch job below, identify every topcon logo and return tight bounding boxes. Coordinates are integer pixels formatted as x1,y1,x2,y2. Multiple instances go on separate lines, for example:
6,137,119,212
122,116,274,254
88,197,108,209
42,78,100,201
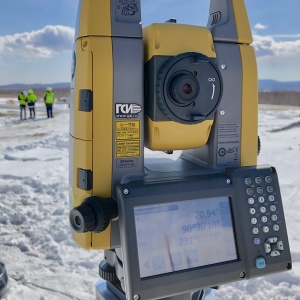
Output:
115,103,142,119
208,11,222,27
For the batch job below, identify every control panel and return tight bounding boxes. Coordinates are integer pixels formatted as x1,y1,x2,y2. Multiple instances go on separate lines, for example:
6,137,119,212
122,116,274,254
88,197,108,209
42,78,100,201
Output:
227,166,292,277
116,165,292,300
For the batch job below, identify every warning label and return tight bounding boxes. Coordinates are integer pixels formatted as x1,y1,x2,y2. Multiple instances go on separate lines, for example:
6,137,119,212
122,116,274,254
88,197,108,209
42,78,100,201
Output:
115,121,141,158
116,121,140,140
116,141,140,157
217,123,240,165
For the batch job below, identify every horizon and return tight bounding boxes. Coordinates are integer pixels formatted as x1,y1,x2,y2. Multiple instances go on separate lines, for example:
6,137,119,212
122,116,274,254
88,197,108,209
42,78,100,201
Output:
1,78,300,88
0,1,299,85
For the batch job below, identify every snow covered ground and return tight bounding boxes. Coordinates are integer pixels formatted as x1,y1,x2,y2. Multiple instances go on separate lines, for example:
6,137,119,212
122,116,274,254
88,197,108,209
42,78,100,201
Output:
0,98,299,300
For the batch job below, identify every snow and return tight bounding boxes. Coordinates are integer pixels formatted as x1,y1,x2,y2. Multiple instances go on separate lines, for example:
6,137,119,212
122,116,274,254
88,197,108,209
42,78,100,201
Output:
0,99,299,299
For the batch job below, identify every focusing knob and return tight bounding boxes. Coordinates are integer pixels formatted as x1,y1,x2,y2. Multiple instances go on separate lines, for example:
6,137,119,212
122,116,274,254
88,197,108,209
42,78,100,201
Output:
69,196,118,233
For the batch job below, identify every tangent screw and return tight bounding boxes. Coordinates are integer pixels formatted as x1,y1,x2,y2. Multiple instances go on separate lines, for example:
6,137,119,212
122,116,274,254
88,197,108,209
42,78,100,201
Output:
240,272,245,278
133,295,140,300
220,109,225,116
226,179,231,184
123,189,130,195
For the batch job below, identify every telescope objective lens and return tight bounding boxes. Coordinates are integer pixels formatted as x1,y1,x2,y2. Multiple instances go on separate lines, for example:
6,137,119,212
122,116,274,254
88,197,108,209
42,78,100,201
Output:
183,83,193,95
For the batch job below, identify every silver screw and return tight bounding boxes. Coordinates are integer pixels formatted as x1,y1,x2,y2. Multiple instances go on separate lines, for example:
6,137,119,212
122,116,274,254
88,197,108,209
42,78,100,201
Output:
221,63,227,70
123,189,130,195
240,272,245,278
133,295,140,300
220,109,225,116
226,179,231,185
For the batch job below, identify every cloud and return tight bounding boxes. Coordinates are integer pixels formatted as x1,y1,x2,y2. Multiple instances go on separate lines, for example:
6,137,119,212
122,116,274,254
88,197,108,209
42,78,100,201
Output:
271,34,300,39
254,23,268,30
253,34,300,59
0,25,75,59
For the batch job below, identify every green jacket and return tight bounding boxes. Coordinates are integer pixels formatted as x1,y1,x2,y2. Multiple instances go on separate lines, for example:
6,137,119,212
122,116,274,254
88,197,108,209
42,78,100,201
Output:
18,93,27,105
27,92,37,106
44,92,54,104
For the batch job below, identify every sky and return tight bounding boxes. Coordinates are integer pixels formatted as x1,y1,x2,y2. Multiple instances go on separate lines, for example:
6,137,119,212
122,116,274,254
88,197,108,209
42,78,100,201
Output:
0,98,300,298
0,0,299,85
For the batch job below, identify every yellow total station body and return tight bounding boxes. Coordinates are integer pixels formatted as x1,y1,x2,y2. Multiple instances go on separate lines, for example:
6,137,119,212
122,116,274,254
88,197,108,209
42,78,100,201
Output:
69,0,258,251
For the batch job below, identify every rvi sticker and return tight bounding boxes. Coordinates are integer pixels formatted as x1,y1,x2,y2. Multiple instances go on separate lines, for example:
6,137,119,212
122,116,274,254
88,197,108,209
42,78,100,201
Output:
115,103,142,119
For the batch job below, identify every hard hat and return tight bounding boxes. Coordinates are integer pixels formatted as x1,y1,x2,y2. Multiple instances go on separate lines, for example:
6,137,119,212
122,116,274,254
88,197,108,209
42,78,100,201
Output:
46,87,53,92
28,89,33,94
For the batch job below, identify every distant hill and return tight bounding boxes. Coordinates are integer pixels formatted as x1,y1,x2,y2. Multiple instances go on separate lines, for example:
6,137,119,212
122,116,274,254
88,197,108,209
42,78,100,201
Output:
0,80,299,92
0,82,70,90
0,83,70,99
258,80,300,91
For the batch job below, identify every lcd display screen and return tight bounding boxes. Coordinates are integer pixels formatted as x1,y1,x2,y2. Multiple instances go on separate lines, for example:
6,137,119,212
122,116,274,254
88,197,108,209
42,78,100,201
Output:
134,196,237,278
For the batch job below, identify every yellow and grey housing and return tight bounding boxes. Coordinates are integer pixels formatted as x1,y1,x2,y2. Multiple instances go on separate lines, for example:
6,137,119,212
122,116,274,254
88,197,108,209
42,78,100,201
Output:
69,0,258,251
69,0,143,250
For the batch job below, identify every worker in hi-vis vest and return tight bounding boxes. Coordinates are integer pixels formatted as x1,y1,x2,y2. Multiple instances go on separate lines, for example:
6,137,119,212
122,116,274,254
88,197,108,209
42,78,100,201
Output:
17,90,28,120
27,89,37,119
43,87,55,118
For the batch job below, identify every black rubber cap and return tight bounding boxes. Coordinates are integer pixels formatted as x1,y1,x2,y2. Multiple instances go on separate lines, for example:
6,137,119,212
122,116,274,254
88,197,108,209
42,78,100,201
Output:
69,204,96,233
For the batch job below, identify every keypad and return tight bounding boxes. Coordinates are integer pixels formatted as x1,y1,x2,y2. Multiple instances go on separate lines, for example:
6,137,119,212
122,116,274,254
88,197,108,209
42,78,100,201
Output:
263,226,269,233
255,177,262,184
243,173,284,257
248,198,255,205
261,216,268,223
265,176,272,183
257,187,264,194
246,188,254,196
245,178,252,185
251,218,258,225
268,195,275,202
260,206,267,214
